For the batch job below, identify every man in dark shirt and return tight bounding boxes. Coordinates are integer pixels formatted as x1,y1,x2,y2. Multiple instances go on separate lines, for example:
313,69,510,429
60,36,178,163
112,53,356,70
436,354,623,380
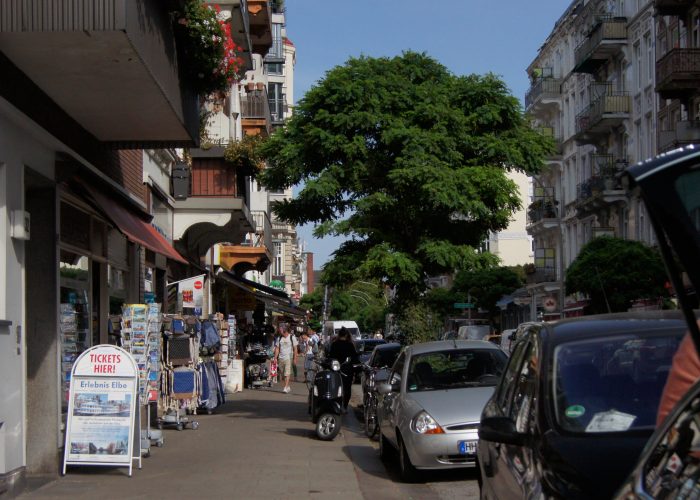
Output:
327,327,359,409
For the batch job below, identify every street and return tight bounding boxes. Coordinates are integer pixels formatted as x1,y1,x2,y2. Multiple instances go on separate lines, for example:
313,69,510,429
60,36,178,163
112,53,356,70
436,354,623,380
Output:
20,378,479,500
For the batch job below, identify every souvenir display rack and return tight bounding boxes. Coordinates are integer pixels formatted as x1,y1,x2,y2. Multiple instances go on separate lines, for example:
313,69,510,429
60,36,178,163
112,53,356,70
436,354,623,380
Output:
59,297,90,411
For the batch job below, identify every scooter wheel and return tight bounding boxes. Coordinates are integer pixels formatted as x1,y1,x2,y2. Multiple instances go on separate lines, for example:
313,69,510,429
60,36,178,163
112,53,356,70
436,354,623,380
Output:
316,412,342,441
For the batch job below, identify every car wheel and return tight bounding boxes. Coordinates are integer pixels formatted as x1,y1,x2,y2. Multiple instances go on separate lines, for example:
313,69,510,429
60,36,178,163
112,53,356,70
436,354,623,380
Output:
398,435,420,483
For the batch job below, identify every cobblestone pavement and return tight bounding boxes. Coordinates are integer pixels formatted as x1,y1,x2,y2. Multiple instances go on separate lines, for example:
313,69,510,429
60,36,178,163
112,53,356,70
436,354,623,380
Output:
20,375,478,499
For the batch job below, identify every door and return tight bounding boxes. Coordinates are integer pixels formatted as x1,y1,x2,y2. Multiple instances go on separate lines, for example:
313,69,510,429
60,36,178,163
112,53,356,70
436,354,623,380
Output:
491,333,541,499
380,351,405,446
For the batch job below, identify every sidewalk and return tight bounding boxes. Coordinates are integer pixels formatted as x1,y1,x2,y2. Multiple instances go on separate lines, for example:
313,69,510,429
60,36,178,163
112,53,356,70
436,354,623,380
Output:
20,378,363,500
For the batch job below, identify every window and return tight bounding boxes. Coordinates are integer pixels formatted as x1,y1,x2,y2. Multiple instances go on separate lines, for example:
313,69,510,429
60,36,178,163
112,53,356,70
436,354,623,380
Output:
406,349,507,392
391,352,406,386
634,42,642,91
510,341,539,433
267,23,283,59
645,33,653,81
268,82,285,122
495,337,532,411
266,62,283,75
273,241,284,276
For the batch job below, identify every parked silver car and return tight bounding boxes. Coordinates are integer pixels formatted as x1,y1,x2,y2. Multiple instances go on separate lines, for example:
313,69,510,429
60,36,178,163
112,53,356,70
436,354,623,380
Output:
377,340,508,482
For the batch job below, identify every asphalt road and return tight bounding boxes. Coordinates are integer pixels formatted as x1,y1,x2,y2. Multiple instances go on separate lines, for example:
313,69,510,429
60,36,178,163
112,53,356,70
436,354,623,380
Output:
345,384,480,500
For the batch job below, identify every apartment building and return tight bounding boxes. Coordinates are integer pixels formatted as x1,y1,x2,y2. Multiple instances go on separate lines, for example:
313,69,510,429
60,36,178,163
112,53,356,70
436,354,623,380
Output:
525,0,658,319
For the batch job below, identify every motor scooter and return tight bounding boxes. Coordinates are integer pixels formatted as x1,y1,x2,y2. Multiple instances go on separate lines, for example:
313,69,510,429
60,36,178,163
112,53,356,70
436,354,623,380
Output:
307,356,344,440
307,356,361,440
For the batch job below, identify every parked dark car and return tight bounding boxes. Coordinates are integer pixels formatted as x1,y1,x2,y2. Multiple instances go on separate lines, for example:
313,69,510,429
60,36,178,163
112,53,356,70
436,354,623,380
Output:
355,339,388,364
612,147,700,498
478,312,688,499
360,342,401,439
360,342,402,404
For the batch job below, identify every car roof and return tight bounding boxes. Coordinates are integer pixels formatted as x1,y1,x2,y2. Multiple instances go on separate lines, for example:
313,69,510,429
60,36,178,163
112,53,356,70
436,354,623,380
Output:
525,310,692,345
373,342,401,351
406,339,502,356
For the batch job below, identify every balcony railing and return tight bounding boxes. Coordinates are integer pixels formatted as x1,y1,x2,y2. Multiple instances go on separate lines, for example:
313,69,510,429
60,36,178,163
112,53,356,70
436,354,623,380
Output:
655,0,694,16
575,84,630,138
656,48,700,100
189,158,244,198
535,127,563,158
269,96,288,123
574,16,628,73
241,90,272,136
527,198,559,224
659,120,700,152
525,78,562,110
250,210,273,252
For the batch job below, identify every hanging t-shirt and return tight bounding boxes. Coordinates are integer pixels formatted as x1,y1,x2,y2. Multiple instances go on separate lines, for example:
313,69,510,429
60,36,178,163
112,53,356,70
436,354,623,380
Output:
276,335,298,360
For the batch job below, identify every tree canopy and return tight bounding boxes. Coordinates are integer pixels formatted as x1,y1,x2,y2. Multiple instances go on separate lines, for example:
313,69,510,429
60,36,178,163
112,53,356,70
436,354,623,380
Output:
259,51,552,298
565,236,669,314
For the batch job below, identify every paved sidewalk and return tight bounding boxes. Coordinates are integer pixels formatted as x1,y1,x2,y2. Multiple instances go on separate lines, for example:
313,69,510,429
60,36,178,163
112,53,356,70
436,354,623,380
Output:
20,378,363,500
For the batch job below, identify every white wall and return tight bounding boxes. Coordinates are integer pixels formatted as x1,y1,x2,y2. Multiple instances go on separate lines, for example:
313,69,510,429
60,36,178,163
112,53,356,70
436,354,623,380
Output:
0,103,56,474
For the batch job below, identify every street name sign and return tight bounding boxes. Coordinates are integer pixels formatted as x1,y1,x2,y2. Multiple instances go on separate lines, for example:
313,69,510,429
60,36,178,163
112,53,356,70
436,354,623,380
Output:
453,303,475,309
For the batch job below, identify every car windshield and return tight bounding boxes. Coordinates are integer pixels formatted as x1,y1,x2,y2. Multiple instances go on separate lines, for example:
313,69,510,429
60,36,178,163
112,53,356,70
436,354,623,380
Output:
553,332,684,433
406,349,507,392
372,347,400,368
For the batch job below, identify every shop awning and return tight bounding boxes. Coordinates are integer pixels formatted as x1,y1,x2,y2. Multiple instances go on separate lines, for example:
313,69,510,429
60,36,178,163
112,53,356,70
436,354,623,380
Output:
216,271,306,317
84,185,188,264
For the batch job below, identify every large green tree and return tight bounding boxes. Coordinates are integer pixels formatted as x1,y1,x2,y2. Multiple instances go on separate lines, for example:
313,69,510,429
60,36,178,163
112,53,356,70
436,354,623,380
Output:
565,237,669,314
260,52,551,299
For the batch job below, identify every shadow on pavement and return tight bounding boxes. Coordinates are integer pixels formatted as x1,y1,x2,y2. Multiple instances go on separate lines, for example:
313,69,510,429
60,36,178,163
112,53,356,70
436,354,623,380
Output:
286,427,316,438
215,398,309,422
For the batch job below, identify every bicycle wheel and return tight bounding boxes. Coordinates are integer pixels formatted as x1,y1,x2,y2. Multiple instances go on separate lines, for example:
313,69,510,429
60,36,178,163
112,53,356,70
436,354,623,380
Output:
364,394,379,439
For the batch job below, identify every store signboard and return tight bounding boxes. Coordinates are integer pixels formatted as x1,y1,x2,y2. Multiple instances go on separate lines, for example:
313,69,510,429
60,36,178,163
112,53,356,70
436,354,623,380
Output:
178,274,205,309
63,345,138,476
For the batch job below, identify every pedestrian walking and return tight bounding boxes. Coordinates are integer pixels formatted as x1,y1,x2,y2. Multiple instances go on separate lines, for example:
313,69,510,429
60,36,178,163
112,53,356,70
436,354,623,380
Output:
273,323,298,393
327,327,359,409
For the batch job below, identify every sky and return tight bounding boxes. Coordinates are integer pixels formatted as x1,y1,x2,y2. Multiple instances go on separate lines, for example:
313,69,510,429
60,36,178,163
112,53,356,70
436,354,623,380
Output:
283,0,569,267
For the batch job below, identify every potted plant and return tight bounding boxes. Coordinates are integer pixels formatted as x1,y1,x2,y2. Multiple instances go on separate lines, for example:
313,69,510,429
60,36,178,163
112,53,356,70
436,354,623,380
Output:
173,1,245,97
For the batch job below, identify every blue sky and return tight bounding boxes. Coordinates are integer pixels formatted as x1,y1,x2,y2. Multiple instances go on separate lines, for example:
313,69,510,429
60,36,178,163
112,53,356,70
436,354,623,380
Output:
284,0,568,267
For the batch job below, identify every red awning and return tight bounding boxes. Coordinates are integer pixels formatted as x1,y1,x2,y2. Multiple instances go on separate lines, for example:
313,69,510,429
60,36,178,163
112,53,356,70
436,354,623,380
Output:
84,186,188,265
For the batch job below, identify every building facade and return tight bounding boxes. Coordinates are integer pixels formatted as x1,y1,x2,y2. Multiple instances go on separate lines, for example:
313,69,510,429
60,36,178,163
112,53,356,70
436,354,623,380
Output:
525,0,666,320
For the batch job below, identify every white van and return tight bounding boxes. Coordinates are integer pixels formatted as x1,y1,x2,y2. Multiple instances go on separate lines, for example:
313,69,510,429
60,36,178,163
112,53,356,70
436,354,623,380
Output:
323,320,361,342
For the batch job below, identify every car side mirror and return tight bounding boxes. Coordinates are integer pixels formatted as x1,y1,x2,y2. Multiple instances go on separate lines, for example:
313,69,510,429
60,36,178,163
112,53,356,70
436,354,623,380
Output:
509,333,516,341
378,380,400,395
479,416,527,446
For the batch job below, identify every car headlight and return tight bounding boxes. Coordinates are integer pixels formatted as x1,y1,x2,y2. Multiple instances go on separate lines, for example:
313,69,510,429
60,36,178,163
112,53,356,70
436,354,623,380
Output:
412,410,444,434
331,360,341,371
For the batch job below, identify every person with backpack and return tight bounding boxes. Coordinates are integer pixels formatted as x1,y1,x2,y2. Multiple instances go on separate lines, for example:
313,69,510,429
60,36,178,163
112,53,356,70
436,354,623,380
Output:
273,323,298,393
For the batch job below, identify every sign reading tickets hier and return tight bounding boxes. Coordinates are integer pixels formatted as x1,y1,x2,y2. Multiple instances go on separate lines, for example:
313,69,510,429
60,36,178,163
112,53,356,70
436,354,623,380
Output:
63,345,138,476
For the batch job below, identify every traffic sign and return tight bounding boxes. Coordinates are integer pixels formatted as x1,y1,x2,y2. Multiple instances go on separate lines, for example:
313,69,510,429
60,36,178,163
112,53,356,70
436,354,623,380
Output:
453,302,475,309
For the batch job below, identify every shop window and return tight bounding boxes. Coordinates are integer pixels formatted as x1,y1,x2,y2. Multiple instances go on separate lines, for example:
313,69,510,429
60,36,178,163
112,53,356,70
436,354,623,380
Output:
59,249,91,413
60,202,91,250
108,264,127,315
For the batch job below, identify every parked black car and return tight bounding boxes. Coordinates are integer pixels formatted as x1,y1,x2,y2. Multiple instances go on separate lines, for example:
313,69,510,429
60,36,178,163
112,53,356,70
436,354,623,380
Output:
360,342,402,405
612,147,700,498
477,311,688,499
354,339,388,382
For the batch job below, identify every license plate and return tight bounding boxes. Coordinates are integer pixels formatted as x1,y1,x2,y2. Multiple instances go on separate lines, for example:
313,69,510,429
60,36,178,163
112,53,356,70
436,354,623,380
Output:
458,440,477,455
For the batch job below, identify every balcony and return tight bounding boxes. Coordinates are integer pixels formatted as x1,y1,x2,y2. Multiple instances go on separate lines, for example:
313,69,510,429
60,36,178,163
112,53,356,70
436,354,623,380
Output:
575,173,627,219
659,120,700,153
0,0,199,148
535,127,564,160
525,78,562,113
218,211,273,273
656,49,700,100
241,89,273,137
655,0,694,16
573,16,628,74
247,0,273,54
173,150,255,261
223,0,254,72
575,84,630,145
